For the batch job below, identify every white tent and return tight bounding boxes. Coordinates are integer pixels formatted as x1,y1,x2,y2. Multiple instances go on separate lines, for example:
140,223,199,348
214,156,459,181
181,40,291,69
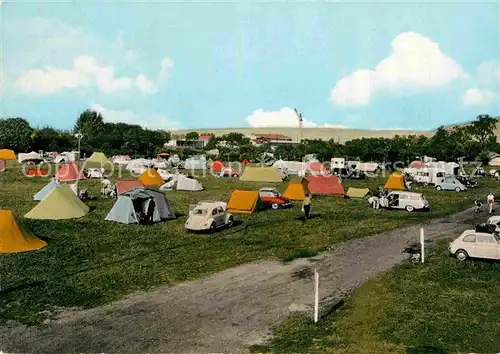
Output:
157,169,175,180
54,152,76,163
272,160,306,175
160,174,203,191
184,156,207,170
126,159,153,174
153,160,168,169
18,152,42,163
356,162,379,173
113,155,131,165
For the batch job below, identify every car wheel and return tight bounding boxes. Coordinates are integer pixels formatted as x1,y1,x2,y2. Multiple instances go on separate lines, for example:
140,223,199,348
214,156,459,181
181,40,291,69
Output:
436,185,442,191
456,249,468,261
271,203,279,210
227,216,234,228
405,205,414,212
210,222,217,233
455,187,461,192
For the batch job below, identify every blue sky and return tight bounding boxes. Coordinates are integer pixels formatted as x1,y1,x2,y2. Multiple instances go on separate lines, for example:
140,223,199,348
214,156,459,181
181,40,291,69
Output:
1,0,499,131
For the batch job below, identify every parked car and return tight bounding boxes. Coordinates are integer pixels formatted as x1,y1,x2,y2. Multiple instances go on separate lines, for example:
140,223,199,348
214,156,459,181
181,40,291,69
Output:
449,229,500,261
258,187,292,210
185,201,234,232
219,167,240,178
378,191,429,212
456,175,477,188
435,176,467,192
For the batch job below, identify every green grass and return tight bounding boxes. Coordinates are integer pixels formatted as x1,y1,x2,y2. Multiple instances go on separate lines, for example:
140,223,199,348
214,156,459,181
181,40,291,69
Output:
0,164,497,324
255,242,500,354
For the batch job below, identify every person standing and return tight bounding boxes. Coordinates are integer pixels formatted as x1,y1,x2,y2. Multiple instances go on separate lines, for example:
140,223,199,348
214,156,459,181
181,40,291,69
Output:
302,193,312,219
474,197,483,213
487,192,495,214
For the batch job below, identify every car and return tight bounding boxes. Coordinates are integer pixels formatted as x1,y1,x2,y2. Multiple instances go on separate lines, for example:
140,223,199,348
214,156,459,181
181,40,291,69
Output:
219,168,240,178
258,187,292,210
185,201,234,232
378,191,429,212
435,176,467,192
449,229,500,261
332,167,365,179
456,175,477,188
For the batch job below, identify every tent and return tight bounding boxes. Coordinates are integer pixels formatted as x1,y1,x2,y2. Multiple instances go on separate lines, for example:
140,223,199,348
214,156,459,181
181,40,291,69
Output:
116,180,145,195
307,162,330,175
272,160,306,175
34,179,60,201
242,159,250,165
0,160,4,171
85,152,111,168
113,155,131,166
283,178,310,200
184,156,207,170
0,149,16,161
384,172,407,190
56,162,86,181
26,167,48,177
138,168,166,186
227,190,262,215
409,160,425,168
0,210,48,253
305,175,345,195
211,160,225,172
105,188,176,224
18,152,42,163
126,159,153,174
86,168,104,179
25,184,89,220
240,167,282,182
346,187,372,199
177,175,203,191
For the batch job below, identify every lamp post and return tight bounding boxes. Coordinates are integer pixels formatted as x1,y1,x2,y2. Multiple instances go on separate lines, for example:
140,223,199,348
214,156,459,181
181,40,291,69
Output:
74,132,84,193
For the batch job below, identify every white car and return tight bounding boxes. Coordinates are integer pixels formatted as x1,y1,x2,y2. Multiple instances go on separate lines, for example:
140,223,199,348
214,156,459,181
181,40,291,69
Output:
378,191,429,212
185,201,234,232
449,230,500,261
487,216,500,232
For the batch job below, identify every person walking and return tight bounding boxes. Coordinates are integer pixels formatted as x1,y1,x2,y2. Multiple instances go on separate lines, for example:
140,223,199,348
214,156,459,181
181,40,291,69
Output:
302,193,312,219
487,192,495,214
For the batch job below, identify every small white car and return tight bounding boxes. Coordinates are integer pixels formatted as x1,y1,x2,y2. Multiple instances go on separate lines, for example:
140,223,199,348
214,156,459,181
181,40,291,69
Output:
378,191,429,212
449,230,500,261
185,201,234,232
435,176,467,192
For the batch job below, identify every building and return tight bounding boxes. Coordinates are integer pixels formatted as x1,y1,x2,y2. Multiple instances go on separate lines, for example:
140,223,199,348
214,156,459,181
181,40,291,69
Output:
251,133,294,146
165,133,212,149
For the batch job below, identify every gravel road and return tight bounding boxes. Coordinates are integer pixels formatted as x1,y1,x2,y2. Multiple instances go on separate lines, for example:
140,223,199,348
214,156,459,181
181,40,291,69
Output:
0,208,484,353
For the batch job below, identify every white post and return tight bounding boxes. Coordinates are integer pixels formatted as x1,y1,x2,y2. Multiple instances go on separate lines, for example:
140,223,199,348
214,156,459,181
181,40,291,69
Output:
314,268,319,323
420,228,425,263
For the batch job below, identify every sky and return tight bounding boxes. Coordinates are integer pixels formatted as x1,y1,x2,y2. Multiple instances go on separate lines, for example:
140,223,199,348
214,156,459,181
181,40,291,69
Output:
1,0,499,132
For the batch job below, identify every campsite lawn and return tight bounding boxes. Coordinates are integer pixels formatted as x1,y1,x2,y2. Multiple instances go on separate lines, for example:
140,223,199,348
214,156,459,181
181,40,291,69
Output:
254,241,500,354
0,164,498,324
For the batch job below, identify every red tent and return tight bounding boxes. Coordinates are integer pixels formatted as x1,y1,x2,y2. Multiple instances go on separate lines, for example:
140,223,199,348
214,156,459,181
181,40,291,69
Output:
26,168,48,177
305,175,345,195
116,180,145,195
307,162,330,175
0,160,4,171
242,159,250,165
409,160,424,168
211,160,225,172
56,162,86,181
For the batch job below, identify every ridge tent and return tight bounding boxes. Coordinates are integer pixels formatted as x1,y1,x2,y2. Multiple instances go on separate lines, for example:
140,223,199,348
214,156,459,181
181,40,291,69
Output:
227,190,262,215
307,162,330,175
56,162,86,181
26,167,48,177
346,187,372,199
105,188,176,224
177,175,203,191
25,184,89,220
240,167,282,182
116,180,145,195
34,179,60,201
211,160,225,173
0,210,47,253
0,160,5,172
384,172,407,190
0,149,16,161
305,175,345,195
138,168,166,186
85,152,111,169
18,152,42,163
283,177,310,200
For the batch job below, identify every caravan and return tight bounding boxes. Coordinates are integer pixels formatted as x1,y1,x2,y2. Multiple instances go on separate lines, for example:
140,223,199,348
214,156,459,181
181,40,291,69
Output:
414,168,446,185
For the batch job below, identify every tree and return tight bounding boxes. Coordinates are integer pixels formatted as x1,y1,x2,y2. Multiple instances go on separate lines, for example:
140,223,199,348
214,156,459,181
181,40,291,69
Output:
0,118,33,152
74,109,106,152
468,114,498,153
185,132,199,141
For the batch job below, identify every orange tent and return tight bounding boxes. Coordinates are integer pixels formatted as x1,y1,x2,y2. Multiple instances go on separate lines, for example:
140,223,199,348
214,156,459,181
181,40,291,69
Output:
56,162,86,181
283,178,310,200
227,190,262,215
305,175,345,195
26,168,48,177
211,160,225,172
138,168,165,186
116,179,145,195
0,149,16,161
0,210,47,253
384,172,406,190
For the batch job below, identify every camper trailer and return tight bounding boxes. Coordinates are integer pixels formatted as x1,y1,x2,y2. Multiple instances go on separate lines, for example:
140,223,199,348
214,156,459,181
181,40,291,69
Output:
414,168,446,185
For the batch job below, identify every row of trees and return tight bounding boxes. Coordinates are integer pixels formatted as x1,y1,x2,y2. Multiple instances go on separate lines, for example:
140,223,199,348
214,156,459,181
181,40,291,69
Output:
0,110,171,158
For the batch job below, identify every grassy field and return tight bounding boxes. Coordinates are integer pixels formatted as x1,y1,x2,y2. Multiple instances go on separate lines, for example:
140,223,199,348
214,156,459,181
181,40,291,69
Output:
0,164,497,324
256,241,500,353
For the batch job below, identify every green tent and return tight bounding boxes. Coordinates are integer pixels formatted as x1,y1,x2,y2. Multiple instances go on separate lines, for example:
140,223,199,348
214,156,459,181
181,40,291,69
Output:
346,187,372,199
25,184,89,219
84,152,111,169
240,167,282,182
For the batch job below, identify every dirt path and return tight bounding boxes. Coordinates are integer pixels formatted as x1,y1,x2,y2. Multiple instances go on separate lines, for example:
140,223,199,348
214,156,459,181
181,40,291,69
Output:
0,209,485,353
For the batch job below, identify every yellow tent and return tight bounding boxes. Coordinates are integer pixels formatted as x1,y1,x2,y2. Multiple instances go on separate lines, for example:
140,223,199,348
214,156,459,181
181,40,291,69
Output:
227,190,262,214
24,184,89,220
138,168,165,186
0,149,16,161
283,178,310,201
240,167,282,182
384,172,406,190
0,210,47,253
85,152,111,168
346,187,372,198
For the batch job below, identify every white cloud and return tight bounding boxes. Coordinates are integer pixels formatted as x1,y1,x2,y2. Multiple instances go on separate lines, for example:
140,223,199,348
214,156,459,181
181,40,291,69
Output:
90,104,180,130
462,88,498,106
330,32,467,106
246,107,348,128
15,55,173,95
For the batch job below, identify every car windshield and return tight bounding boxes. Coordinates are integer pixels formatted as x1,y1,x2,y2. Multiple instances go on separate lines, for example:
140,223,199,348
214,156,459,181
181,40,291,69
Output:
192,208,207,215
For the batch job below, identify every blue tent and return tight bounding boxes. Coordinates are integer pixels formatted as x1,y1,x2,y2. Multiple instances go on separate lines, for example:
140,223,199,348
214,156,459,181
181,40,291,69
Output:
33,179,60,201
